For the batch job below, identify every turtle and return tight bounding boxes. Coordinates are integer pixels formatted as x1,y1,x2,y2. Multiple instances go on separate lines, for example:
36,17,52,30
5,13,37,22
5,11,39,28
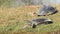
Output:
26,18,53,28
37,5,58,16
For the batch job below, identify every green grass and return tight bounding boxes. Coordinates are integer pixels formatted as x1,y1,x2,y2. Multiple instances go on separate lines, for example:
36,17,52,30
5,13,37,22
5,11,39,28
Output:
0,5,60,34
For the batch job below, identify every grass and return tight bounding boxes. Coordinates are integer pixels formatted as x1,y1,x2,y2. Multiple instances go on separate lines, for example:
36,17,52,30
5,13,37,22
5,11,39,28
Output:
0,5,60,34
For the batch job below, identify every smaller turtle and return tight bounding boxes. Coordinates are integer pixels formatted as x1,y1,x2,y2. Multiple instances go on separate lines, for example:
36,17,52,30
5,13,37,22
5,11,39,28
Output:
37,5,58,16
26,18,53,28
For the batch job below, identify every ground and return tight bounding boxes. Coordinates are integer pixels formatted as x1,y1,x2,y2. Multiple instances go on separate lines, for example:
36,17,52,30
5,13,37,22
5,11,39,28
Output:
0,5,60,34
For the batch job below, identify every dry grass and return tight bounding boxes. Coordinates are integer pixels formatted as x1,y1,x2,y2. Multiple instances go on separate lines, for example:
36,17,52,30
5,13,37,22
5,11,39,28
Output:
0,5,60,34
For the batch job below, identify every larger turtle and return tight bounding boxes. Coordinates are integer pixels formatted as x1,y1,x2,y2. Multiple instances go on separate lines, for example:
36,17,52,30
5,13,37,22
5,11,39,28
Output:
26,18,53,28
